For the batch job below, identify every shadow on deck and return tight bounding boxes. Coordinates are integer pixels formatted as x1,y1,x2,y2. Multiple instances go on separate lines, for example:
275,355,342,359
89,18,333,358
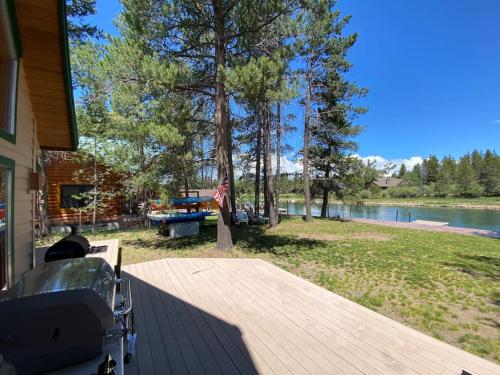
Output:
123,259,500,375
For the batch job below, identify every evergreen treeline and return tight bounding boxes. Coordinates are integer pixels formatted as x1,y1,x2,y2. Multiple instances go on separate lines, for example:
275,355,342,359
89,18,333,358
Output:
68,1,498,250
69,0,367,249
385,150,500,198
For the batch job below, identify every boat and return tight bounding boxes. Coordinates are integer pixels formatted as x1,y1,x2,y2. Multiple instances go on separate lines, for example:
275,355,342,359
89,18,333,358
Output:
147,211,212,225
171,196,213,205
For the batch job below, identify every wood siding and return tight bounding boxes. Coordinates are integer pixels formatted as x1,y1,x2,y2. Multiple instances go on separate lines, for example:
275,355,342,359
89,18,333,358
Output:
0,63,38,283
16,0,75,150
45,155,125,225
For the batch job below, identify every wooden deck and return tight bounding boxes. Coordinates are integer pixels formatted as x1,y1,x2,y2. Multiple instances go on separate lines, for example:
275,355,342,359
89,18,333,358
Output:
35,239,120,268
122,258,500,375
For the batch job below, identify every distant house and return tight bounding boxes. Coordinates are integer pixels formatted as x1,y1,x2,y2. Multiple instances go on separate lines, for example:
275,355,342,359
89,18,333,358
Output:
42,152,124,226
374,177,402,189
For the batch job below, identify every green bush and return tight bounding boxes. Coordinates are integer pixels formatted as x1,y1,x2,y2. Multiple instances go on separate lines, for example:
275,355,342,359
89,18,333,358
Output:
359,189,373,199
386,186,422,198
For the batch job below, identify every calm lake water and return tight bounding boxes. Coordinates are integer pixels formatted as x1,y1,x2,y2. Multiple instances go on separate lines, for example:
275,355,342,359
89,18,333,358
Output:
279,201,500,232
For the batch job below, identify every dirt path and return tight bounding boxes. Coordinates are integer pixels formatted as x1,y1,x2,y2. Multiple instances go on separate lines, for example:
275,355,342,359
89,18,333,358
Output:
351,218,500,239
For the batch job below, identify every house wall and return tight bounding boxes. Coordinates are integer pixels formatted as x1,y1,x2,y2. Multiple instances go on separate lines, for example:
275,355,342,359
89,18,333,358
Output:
0,63,38,283
45,156,125,225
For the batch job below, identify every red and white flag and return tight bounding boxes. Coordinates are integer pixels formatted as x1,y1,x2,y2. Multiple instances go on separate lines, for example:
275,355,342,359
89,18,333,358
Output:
212,175,229,208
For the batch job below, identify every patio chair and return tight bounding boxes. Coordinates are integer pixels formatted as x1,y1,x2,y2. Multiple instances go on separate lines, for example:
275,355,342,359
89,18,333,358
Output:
236,210,249,225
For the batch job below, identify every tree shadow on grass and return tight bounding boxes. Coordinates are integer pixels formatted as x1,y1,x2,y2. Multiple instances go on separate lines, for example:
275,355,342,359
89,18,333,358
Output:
444,254,500,281
122,221,218,251
233,224,327,256
122,220,327,257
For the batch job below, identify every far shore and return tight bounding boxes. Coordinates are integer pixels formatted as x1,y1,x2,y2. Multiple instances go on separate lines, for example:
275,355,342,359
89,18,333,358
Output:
355,200,500,210
266,195,500,210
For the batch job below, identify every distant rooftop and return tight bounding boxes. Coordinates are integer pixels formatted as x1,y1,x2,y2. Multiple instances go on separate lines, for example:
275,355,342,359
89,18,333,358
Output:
374,177,402,188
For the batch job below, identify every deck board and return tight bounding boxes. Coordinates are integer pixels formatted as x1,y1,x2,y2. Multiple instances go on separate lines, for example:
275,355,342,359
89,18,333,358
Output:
122,259,500,375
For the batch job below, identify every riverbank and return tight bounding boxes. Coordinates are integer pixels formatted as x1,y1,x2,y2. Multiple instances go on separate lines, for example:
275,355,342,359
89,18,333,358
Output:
350,217,500,238
274,195,500,210
38,217,500,362
361,197,500,210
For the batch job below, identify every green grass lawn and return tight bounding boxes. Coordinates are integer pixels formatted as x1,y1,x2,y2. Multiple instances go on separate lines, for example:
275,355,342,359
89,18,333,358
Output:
38,217,500,362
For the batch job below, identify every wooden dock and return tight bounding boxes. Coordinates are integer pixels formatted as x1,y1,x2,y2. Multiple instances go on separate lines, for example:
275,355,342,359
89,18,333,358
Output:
412,220,449,226
122,258,499,375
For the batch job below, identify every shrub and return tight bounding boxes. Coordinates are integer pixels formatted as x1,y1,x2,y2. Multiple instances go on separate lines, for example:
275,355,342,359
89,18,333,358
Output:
386,186,421,198
359,189,373,199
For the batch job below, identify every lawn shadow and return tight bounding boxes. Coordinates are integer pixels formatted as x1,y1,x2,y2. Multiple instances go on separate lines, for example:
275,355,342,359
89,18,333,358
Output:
122,221,218,251
123,219,327,257
233,224,327,255
444,254,500,281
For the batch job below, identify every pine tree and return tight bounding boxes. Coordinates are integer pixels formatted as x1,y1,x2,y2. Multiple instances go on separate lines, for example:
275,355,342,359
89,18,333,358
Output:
425,155,439,183
434,155,456,197
398,164,407,178
298,0,365,222
67,0,101,42
118,0,295,247
480,150,500,196
456,154,484,197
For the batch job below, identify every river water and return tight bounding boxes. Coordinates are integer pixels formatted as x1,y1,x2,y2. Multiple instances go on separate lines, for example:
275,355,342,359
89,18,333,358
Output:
279,201,500,232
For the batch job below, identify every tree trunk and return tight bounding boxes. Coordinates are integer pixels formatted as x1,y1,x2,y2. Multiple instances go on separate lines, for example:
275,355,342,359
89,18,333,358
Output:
254,118,262,220
320,169,330,217
213,0,233,250
303,73,312,222
226,96,237,220
200,136,205,189
275,101,281,218
263,128,269,218
263,101,276,227
92,137,97,232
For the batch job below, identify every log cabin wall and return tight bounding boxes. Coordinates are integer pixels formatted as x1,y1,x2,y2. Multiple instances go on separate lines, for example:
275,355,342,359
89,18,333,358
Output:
44,153,124,225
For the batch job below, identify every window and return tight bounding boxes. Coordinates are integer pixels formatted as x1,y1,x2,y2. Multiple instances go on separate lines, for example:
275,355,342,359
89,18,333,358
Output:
0,157,14,290
0,0,20,143
60,185,94,209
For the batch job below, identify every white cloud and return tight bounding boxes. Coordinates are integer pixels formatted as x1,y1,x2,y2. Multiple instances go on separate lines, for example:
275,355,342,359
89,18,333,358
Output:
353,154,423,175
275,155,303,174
233,153,303,176
491,119,500,124
234,153,423,177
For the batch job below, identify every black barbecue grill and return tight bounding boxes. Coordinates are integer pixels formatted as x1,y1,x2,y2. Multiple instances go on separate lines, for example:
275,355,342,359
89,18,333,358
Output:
0,257,134,375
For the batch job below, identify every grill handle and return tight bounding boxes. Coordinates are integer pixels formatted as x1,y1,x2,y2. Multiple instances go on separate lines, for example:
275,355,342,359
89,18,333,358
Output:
114,278,132,319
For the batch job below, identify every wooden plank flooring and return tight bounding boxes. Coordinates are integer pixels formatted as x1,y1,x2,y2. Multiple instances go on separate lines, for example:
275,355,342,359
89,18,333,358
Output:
122,259,500,375
34,239,119,268
88,239,120,268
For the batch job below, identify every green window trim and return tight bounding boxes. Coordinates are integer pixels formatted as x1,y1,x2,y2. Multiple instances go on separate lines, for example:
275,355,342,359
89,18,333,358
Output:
6,0,22,57
0,155,15,288
0,0,21,145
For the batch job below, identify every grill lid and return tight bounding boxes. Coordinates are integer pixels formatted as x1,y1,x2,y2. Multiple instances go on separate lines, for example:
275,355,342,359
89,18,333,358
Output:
1,257,116,309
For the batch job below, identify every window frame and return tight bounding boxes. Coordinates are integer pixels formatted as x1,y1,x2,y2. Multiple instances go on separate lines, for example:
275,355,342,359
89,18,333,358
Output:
0,0,22,144
60,184,95,209
0,155,15,289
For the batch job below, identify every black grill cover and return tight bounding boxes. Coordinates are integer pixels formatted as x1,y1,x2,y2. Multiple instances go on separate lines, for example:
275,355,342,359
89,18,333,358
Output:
0,258,116,375
44,234,91,262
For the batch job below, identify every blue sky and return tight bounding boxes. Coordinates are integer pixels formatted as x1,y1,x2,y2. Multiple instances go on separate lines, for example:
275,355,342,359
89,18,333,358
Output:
88,0,500,172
